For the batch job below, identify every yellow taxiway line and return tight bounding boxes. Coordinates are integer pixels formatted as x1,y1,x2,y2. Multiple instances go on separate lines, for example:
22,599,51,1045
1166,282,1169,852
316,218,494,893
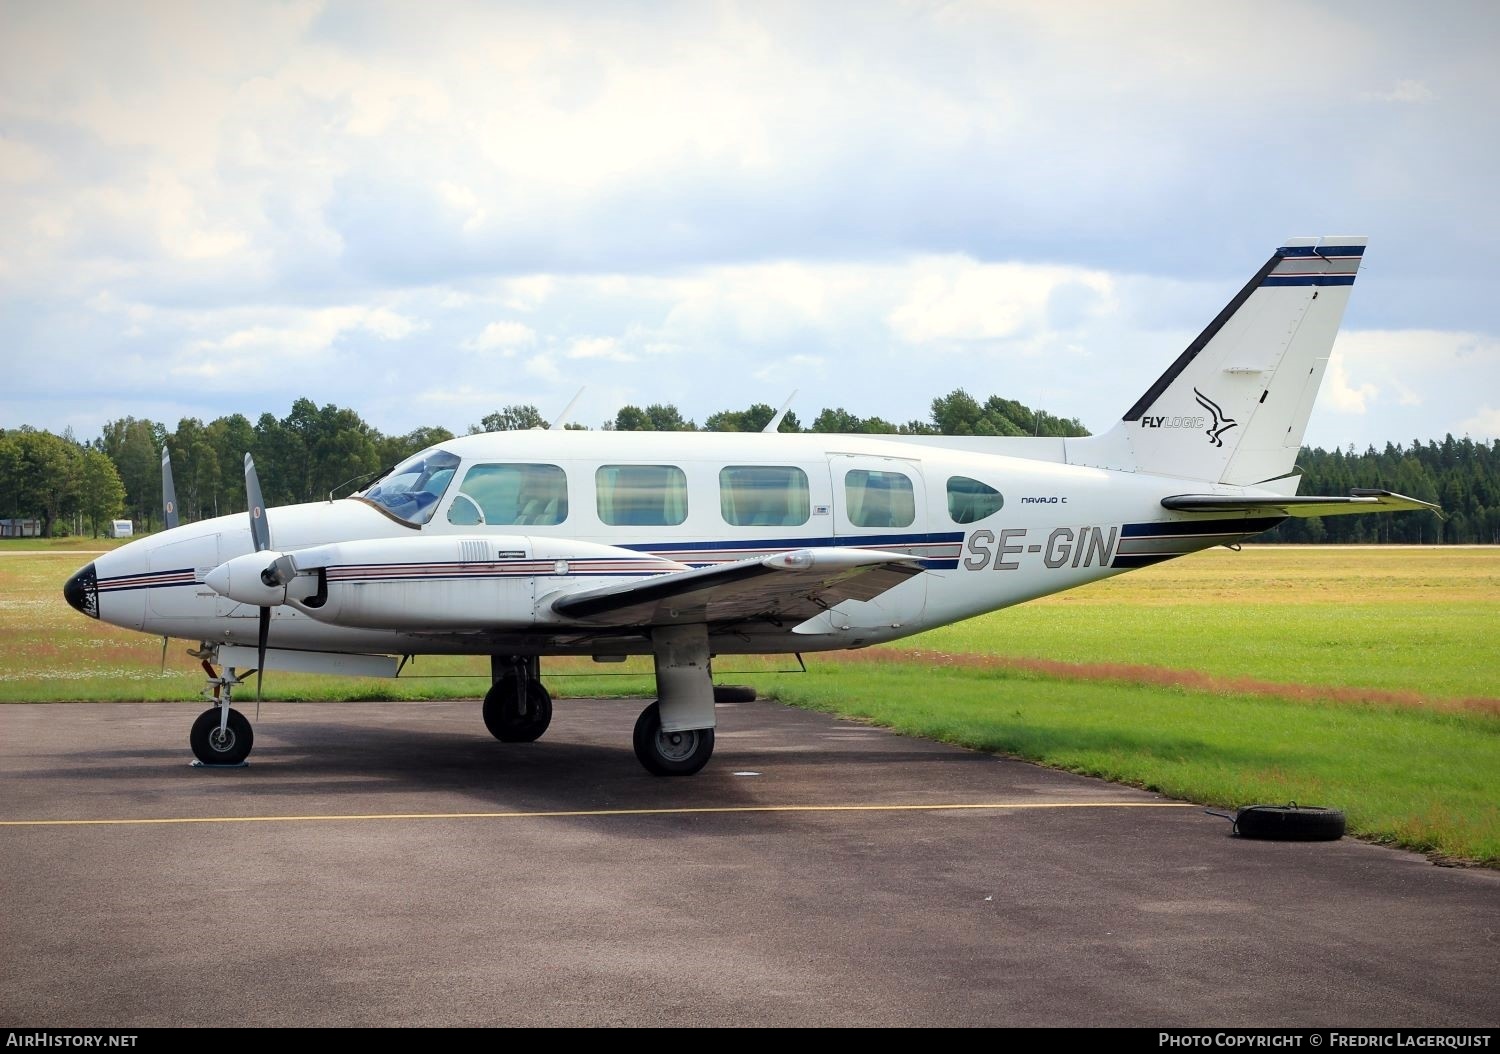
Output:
0,801,1195,829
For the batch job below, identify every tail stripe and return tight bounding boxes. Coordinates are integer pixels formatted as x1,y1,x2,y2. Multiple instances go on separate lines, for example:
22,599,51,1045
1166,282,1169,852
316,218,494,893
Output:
1277,244,1365,258
1261,274,1356,287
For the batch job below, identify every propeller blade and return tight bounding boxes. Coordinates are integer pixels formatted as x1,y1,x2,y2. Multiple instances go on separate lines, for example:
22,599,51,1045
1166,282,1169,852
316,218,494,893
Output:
244,453,271,553
161,448,179,530
159,636,169,673
256,605,270,701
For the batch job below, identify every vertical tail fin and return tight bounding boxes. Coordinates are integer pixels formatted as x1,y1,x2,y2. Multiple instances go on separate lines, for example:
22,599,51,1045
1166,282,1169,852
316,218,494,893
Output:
1069,236,1366,485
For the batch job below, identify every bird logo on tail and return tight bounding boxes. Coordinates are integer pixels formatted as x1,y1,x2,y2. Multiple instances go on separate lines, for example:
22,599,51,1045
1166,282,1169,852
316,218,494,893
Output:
1192,388,1237,448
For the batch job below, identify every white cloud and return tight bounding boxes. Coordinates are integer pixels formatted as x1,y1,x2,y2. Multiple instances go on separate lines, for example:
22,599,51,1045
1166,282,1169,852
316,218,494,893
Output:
1362,79,1437,103
566,336,634,362
1457,406,1500,440
1307,329,1500,447
753,354,827,385
1323,346,1379,413
523,352,563,384
464,320,536,352
887,258,1114,344
0,134,52,184
501,276,557,312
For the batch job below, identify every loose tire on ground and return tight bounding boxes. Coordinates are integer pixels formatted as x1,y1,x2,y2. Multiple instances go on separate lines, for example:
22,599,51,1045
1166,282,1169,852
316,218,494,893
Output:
1235,804,1346,841
190,707,253,765
712,684,757,703
632,701,715,777
483,679,553,743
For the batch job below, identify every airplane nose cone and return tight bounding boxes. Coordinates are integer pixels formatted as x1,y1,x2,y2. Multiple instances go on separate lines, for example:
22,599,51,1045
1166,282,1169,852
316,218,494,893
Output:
63,563,99,619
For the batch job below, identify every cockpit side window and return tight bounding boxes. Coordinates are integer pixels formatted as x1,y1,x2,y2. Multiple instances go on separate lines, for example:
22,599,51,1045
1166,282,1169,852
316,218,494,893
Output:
357,449,461,526
946,476,1004,524
448,464,569,526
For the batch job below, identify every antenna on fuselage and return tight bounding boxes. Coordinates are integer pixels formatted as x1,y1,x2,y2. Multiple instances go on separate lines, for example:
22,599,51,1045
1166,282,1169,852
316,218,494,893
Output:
763,390,799,433
328,468,384,503
546,387,586,430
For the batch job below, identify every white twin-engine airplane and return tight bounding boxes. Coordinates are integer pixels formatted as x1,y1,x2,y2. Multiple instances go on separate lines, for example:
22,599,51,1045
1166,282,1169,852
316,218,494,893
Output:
64,236,1436,776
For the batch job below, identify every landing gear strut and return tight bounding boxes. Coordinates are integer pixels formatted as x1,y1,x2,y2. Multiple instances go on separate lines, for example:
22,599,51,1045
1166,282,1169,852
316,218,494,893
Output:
190,657,254,765
483,655,553,743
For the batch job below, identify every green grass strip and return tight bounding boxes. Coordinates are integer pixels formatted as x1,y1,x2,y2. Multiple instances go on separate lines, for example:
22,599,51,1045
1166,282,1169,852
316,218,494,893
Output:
762,661,1500,866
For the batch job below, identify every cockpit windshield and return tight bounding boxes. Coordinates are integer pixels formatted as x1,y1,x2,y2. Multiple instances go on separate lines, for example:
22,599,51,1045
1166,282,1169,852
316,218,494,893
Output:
356,449,461,526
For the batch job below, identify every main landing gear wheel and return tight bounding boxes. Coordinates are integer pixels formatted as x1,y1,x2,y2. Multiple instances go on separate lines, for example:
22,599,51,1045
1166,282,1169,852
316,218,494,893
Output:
190,707,253,765
632,701,715,777
483,679,553,743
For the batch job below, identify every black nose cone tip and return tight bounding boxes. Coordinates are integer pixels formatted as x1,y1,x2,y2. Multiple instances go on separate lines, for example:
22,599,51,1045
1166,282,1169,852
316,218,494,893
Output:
64,563,99,619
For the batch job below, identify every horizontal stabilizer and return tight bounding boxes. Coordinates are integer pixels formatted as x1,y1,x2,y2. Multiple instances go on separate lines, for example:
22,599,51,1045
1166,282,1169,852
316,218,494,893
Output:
1161,489,1441,519
548,547,924,627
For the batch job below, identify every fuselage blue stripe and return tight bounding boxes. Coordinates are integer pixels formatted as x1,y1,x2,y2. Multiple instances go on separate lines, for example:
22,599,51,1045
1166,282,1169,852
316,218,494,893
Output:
621,531,965,553
1260,275,1357,287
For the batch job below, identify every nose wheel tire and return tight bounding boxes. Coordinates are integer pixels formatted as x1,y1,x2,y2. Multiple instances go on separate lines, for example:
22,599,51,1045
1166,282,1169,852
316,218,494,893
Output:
632,701,715,777
483,678,553,743
190,707,253,765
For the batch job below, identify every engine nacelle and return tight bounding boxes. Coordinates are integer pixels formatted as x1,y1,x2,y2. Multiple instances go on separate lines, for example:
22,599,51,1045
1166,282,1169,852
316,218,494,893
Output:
204,551,290,608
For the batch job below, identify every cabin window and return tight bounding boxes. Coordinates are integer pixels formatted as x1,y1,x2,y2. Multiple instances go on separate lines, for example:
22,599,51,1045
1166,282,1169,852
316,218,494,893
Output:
359,449,460,527
719,466,811,528
448,463,568,526
596,465,689,526
845,469,915,529
946,476,1004,524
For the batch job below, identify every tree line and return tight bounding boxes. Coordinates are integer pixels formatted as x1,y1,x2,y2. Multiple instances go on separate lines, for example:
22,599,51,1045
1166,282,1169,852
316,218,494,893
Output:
2,392,1493,542
1260,435,1500,544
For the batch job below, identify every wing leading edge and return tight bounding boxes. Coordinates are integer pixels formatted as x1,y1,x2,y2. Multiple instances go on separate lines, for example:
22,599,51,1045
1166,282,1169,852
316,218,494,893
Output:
1161,489,1441,519
547,548,925,628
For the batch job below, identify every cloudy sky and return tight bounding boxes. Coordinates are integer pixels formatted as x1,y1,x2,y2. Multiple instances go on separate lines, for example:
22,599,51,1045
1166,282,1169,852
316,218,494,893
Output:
3,0,1497,448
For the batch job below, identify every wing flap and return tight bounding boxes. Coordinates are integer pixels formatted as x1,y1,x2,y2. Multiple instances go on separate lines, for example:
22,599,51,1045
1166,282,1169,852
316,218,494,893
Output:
1162,489,1441,518
547,548,925,627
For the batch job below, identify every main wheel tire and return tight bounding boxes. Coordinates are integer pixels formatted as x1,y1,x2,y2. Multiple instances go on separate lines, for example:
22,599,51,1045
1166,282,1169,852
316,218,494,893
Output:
632,701,715,777
483,678,553,743
712,684,757,703
1235,804,1346,841
190,707,253,765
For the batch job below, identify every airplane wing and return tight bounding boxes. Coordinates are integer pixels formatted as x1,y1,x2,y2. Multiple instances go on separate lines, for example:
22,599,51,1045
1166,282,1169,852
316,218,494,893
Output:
1161,489,1441,519
547,547,925,628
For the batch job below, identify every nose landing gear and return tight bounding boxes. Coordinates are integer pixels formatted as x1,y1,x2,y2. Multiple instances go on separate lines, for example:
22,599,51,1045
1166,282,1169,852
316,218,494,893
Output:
189,657,254,766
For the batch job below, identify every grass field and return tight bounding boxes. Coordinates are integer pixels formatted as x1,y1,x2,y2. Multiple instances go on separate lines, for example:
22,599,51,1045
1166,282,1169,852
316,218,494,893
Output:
0,536,132,552
5,545,1498,863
